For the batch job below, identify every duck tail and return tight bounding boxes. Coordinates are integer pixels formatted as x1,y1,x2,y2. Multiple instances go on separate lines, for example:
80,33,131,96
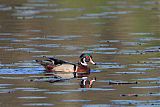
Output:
35,59,42,64
35,59,53,66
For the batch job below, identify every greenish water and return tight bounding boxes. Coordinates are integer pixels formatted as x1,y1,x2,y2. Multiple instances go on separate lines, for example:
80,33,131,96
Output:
0,0,160,107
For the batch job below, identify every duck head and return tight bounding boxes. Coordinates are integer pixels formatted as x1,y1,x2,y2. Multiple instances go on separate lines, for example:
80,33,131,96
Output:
79,53,96,66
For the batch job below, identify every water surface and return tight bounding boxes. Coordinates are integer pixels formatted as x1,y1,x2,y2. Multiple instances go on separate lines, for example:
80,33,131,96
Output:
0,0,160,107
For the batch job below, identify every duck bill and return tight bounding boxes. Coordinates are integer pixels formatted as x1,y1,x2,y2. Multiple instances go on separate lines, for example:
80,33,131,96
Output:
90,57,96,65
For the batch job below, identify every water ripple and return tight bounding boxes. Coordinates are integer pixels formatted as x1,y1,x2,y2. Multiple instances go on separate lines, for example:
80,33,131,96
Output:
112,100,160,105
131,86,160,89
62,99,91,102
26,44,60,48
0,5,12,11
18,96,47,99
83,104,114,107
0,67,43,74
23,103,54,106
45,91,71,94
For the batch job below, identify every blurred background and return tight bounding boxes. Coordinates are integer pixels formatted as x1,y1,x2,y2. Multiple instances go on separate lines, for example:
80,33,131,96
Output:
0,0,159,107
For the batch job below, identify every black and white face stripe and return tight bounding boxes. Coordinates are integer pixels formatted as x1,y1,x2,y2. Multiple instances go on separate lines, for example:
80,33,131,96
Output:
81,58,88,66
80,77,96,88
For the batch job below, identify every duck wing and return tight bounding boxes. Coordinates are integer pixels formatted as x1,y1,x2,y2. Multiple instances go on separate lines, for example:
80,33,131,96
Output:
35,59,53,66
49,57,76,66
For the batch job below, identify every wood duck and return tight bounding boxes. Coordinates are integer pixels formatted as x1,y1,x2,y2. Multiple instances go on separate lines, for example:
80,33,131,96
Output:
80,77,96,88
36,53,96,78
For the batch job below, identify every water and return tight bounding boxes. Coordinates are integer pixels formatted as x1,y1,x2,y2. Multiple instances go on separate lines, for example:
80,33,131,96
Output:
0,0,160,107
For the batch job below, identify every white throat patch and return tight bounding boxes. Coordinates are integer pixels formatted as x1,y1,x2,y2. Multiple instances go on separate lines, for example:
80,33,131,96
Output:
81,62,87,66
81,58,88,66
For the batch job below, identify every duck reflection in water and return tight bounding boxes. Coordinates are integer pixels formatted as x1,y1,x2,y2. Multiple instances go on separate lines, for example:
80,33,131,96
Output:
35,53,97,88
80,77,96,88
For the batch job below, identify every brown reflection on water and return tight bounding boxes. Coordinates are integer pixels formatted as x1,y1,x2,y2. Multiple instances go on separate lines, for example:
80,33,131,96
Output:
0,0,160,107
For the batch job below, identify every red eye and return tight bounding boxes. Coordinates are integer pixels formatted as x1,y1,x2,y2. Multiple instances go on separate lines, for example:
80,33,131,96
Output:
86,56,90,59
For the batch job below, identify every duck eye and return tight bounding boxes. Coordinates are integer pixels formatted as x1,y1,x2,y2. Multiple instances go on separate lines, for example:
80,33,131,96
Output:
85,57,90,62
85,56,90,59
